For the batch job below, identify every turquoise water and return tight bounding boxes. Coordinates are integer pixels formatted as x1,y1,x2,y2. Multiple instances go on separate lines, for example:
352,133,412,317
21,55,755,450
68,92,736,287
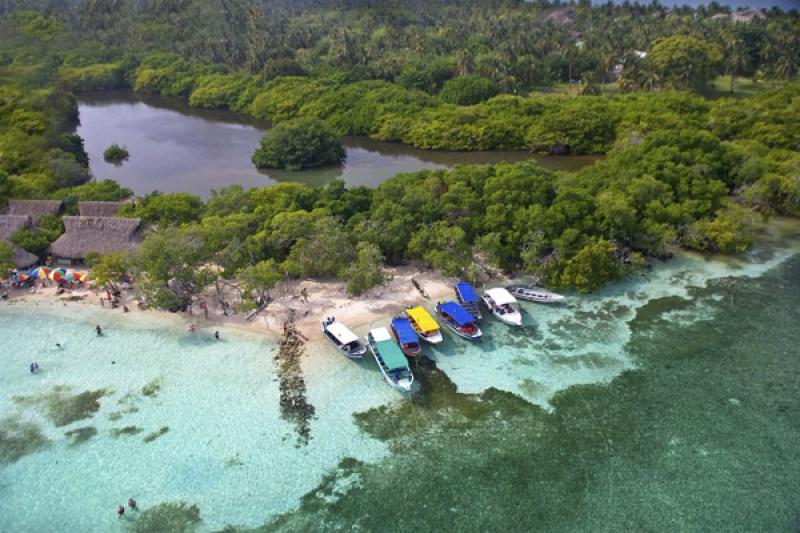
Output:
1,221,799,532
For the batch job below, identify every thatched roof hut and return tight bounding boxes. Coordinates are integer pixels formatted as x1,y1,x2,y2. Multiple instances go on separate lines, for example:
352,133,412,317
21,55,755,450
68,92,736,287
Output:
50,216,142,260
6,199,63,223
78,201,126,217
0,215,31,241
0,215,38,269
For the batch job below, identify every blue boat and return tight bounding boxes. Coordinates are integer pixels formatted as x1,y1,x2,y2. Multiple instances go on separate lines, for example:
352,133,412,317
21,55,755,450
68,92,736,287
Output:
435,301,482,341
390,316,422,358
455,281,482,320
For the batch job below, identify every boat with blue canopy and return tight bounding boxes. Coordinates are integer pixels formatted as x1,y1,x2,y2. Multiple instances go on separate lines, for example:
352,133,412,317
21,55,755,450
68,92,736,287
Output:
454,280,482,320
435,301,482,341
367,327,414,392
390,316,422,358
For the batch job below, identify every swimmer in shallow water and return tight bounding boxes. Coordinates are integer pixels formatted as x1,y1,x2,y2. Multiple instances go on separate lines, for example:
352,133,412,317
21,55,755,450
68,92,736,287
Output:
214,331,220,340
96,324,103,336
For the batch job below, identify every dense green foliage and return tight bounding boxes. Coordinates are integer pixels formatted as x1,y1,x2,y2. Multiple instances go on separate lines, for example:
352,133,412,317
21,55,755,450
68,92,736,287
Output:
10,213,63,258
0,2,797,300
103,144,129,164
0,241,14,273
252,118,346,170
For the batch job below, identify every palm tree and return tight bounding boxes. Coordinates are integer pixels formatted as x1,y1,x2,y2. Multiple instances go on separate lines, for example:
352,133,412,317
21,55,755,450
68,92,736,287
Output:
725,33,750,93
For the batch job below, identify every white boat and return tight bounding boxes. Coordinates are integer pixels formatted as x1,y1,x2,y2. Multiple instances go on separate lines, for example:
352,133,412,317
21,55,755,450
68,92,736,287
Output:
481,288,523,326
322,317,367,359
507,286,565,304
367,327,414,393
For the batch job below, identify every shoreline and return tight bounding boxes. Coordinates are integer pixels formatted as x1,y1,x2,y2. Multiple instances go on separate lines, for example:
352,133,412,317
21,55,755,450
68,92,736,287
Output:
2,264,468,343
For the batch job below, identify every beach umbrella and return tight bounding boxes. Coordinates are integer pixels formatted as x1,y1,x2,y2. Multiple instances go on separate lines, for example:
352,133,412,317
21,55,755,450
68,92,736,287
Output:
18,274,29,282
31,267,50,278
64,271,78,282
71,271,85,283
49,268,67,282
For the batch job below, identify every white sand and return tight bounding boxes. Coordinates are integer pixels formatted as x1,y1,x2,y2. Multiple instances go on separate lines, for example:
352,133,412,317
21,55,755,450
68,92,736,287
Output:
5,264,464,341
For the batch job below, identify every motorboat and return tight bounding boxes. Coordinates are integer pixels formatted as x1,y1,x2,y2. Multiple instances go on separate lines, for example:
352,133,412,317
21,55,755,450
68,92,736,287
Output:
322,317,367,359
367,327,414,392
454,280,482,320
390,316,422,358
506,286,565,304
481,288,523,326
434,301,482,341
404,306,444,344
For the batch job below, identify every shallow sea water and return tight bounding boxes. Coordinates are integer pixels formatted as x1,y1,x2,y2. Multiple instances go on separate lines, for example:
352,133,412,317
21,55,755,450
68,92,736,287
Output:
1,220,799,532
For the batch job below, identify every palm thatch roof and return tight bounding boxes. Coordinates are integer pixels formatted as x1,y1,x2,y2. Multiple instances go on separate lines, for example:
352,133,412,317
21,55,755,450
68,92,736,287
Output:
6,199,63,223
50,216,142,260
78,201,126,217
0,215,32,241
0,215,38,269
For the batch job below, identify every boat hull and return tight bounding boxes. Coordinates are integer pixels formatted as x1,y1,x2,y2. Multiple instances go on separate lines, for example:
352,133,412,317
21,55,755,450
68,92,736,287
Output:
418,331,444,345
368,344,414,392
438,319,482,341
322,326,366,359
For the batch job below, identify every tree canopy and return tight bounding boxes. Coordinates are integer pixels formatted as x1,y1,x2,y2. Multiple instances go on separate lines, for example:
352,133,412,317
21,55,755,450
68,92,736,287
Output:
252,118,346,170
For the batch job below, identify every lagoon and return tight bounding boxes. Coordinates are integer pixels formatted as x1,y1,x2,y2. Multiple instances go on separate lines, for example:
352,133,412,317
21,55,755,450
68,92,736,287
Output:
76,92,597,199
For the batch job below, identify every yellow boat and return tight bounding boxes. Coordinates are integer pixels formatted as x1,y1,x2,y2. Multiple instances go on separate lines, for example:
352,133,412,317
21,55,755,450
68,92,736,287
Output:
403,306,444,345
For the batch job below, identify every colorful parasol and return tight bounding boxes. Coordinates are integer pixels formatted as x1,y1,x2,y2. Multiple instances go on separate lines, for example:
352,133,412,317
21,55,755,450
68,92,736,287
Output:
30,267,51,278
64,271,78,282
49,268,67,282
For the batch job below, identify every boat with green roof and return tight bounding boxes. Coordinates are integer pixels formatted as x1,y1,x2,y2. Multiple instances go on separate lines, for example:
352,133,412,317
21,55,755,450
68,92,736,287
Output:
367,327,414,392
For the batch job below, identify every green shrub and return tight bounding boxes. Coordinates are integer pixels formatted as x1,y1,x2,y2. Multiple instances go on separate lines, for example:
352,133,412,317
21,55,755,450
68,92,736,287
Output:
252,118,345,171
439,75,498,105
103,144,129,164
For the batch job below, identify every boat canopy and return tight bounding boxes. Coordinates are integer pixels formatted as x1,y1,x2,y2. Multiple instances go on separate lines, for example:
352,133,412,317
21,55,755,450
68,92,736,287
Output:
455,281,479,303
370,327,409,371
438,301,475,326
326,321,359,345
391,317,419,345
486,288,517,306
407,307,439,333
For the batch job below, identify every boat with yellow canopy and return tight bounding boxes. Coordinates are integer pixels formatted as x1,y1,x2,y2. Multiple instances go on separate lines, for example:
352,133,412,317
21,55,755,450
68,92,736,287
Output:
403,306,444,345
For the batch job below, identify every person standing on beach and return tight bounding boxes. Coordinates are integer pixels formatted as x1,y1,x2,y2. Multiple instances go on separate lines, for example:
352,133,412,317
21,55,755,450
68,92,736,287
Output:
214,331,220,340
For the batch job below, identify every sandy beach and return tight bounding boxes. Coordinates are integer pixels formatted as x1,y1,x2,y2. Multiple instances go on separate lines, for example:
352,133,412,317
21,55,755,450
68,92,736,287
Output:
4,264,465,341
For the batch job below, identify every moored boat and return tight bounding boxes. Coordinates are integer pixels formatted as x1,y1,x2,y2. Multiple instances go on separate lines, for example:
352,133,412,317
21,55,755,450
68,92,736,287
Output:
482,288,523,326
435,301,482,341
390,316,422,358
367,327,414,392
507,286,565,304
404,306,444,345
322,317,367,359
454,280,482,320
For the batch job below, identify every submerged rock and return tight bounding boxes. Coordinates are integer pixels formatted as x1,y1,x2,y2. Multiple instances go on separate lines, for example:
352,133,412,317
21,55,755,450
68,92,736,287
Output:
141,379,161,398
143,426,169,443
274,327,316,446
110,426,143,438
13,385,110,427
64,426,98,447
0,416,50,464
126,501,202,533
